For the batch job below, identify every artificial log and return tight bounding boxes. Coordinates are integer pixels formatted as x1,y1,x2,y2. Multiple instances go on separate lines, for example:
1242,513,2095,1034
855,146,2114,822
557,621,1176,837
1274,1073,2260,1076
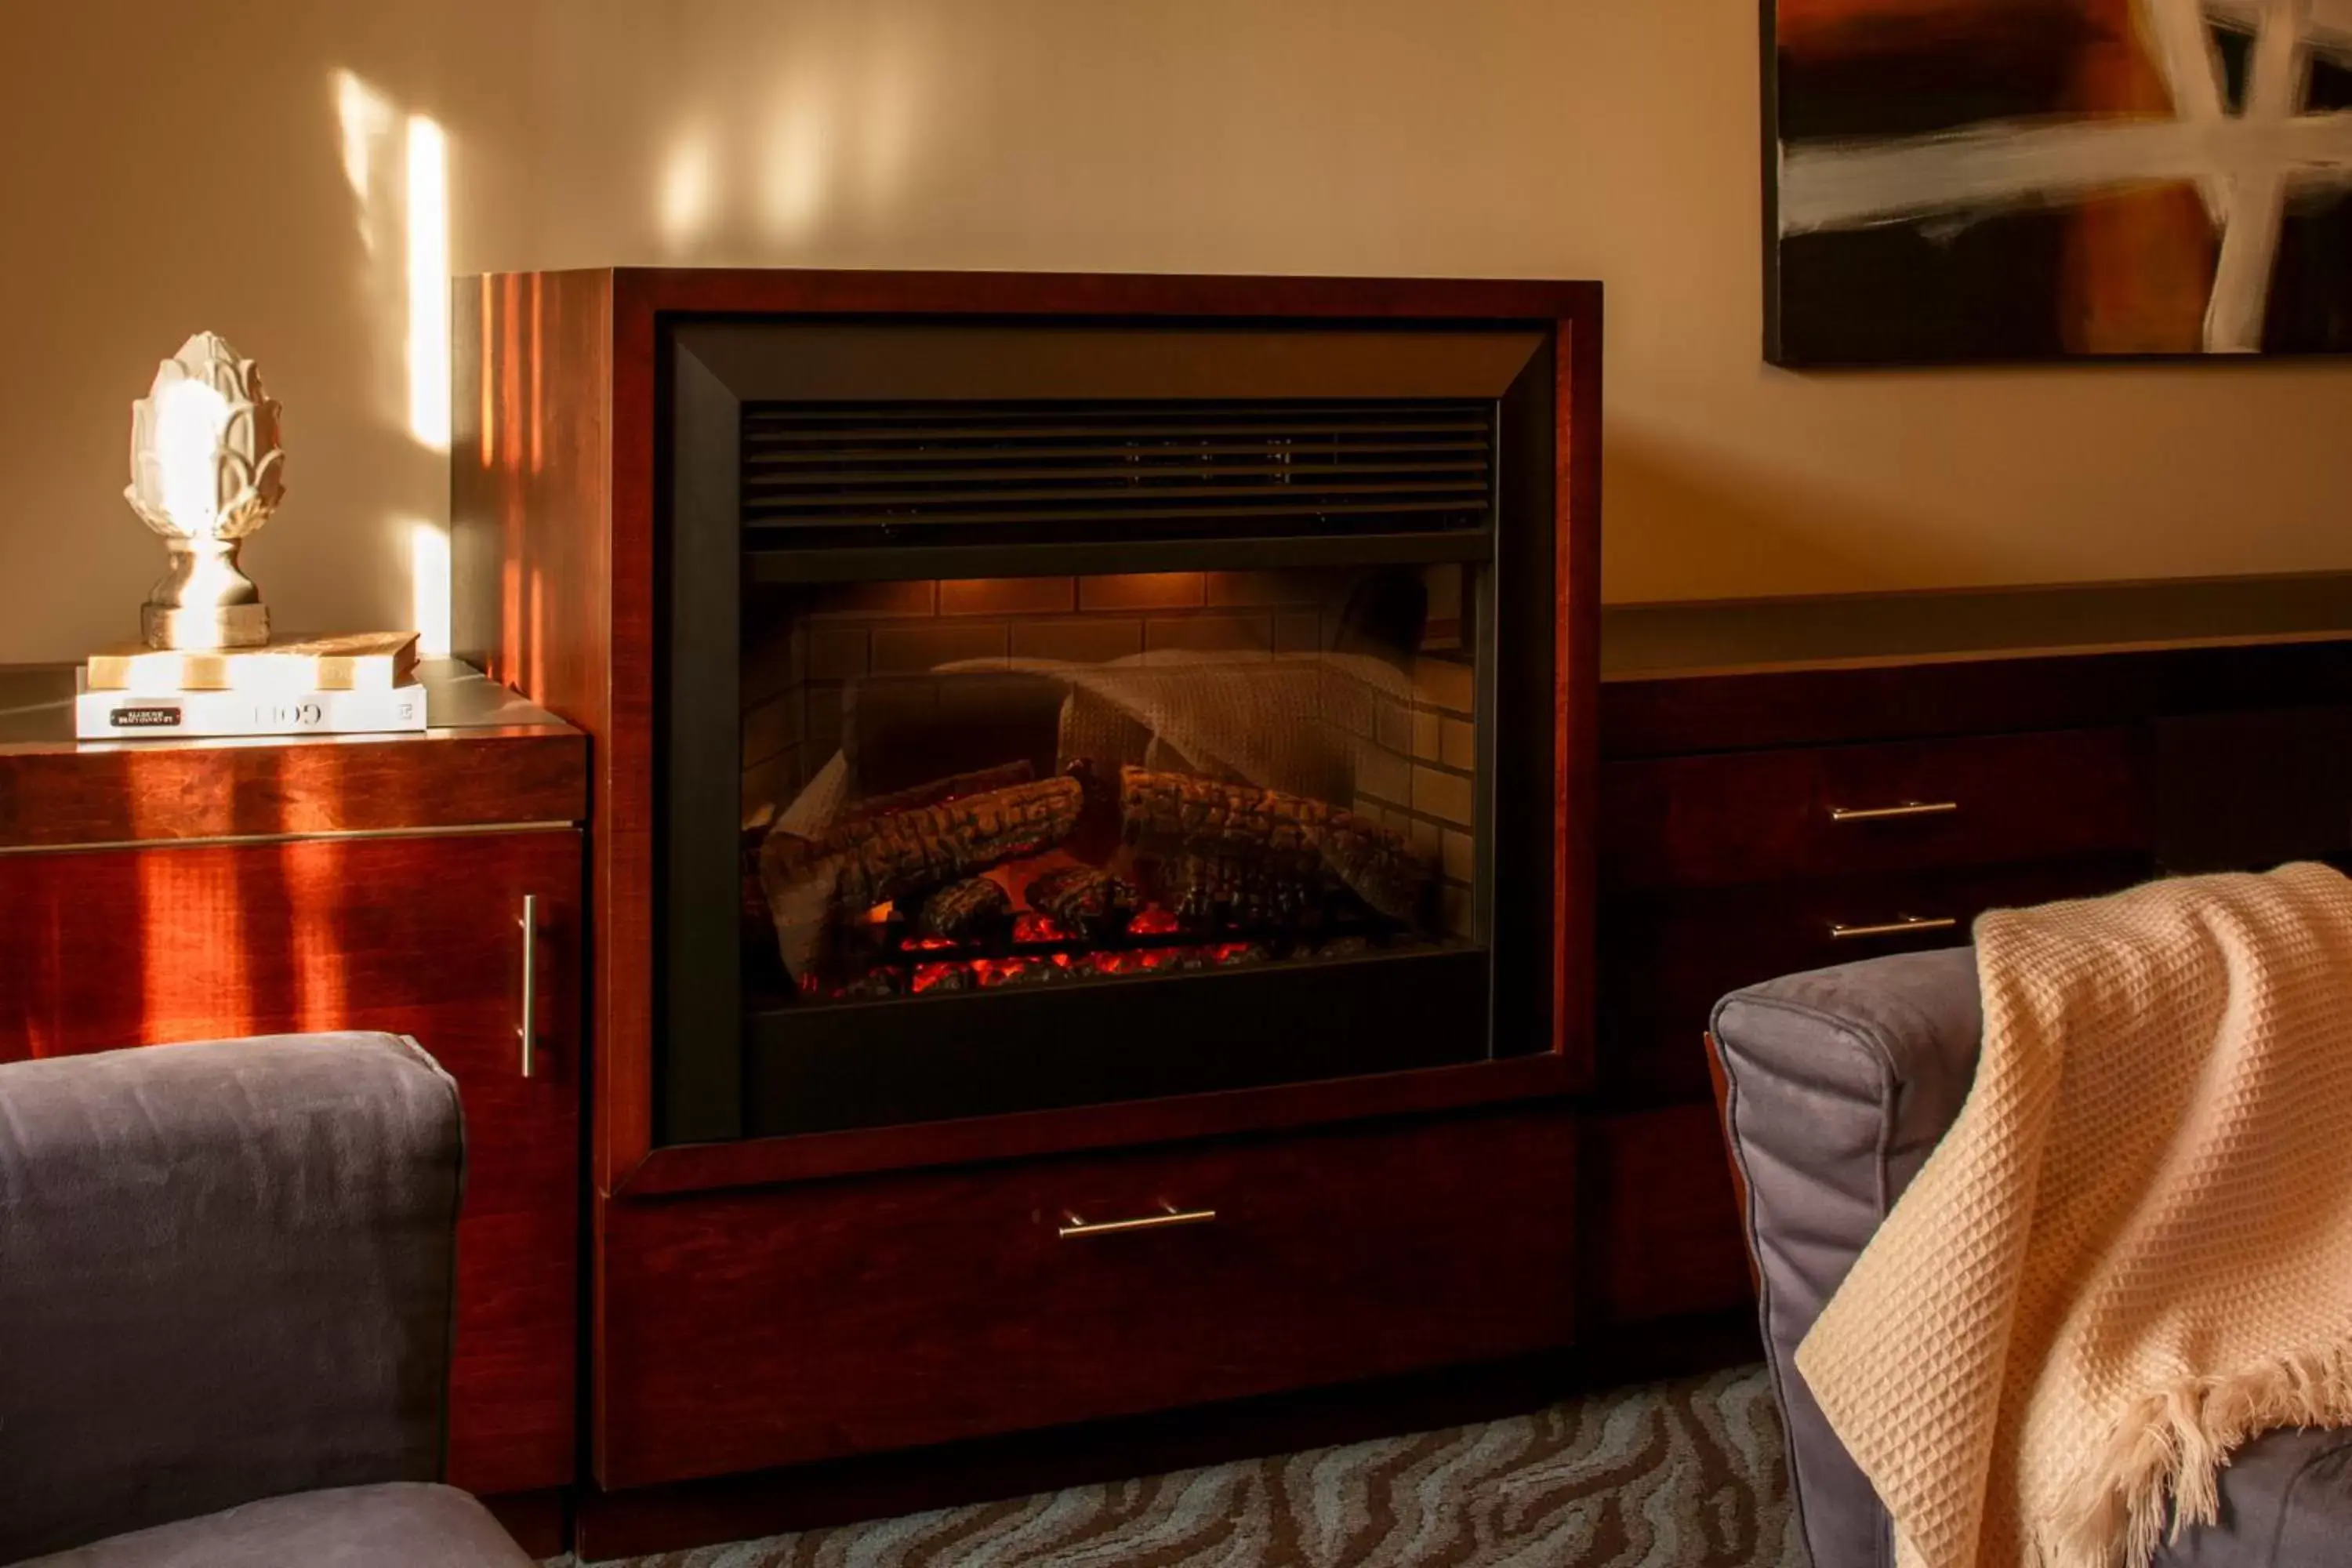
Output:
1316,816,1432,926
1023,867,1137,941
1156,851,1318,928
761,775,1084,981
915,878,1012,942
1116,768,1428,920
764,775,1085,911
851,760,1036,820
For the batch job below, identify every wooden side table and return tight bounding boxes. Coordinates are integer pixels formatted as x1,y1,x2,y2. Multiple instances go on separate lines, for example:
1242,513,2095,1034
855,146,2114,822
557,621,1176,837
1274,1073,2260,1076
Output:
0,660,587,1548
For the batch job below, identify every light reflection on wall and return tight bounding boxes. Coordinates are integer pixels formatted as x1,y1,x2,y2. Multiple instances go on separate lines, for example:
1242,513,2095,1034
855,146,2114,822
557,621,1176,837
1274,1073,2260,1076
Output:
659,124,719,250
759,89,831,239
334,71,396,259
411,518,450,659
406,115,451,453
848,17,927,214
332,70,406,432
332,67,453,655
645,18,940,255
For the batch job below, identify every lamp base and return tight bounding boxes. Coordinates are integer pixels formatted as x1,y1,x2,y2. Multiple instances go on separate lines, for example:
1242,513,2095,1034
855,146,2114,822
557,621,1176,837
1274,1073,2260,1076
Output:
143,601,270,651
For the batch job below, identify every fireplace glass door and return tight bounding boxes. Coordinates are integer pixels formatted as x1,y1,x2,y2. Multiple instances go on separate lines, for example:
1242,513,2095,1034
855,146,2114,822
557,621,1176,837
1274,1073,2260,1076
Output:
656,320,1559,1142
727,564,1504,1134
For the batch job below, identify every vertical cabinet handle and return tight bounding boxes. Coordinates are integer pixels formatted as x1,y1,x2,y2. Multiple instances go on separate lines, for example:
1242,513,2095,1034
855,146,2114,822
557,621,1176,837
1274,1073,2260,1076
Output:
517,894,539,1080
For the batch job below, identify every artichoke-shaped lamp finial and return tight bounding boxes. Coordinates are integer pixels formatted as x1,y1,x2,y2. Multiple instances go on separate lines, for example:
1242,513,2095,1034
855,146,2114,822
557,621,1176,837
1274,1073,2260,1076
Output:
126,331,284,649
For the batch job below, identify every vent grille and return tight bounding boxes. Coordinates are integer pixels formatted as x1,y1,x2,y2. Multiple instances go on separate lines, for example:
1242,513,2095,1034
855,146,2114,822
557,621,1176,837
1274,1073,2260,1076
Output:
739,399,1494,546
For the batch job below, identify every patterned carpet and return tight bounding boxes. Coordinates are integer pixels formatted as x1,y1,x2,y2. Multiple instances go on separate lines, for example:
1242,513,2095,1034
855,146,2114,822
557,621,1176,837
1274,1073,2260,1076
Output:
577,1365,1799,1568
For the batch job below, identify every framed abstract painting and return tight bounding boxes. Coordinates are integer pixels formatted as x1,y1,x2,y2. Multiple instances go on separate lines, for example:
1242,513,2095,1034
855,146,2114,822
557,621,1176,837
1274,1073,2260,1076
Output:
1762,0,2352,364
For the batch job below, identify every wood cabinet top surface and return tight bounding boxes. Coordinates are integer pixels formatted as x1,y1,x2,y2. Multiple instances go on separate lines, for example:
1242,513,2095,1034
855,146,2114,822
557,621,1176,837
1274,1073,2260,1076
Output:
1601,573,2352,682
0,661,586,850
0,659,570,749
1599,577,2352,758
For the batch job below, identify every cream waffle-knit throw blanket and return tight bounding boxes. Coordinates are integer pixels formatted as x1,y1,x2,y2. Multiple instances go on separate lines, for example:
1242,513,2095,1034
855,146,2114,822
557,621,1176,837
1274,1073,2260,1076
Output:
1796,862,2352,1568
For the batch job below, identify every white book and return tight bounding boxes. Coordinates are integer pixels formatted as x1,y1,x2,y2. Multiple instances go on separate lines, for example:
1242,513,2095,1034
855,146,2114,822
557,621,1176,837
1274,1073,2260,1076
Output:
75,676,430,739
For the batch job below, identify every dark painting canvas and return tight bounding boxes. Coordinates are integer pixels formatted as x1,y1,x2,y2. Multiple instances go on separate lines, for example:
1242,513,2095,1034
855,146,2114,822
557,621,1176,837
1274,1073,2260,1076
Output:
1764,0,2352,364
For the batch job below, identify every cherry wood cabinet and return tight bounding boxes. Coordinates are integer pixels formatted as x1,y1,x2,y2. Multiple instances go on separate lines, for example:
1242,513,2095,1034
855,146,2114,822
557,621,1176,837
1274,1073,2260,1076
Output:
0,665,587,1515
1590,607,2352,1332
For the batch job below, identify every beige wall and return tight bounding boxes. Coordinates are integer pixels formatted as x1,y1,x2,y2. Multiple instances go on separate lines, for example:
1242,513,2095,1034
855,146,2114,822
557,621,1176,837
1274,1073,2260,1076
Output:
5,0,2347,665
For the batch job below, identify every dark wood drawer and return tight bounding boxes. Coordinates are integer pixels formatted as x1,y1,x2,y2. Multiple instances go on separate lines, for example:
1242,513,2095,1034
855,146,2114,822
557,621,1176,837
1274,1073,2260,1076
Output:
1582,1104,1751,1327
2154,706,2352,872
1600,727,2151,891
597,1107,1577,1488
1596,856,2149,1103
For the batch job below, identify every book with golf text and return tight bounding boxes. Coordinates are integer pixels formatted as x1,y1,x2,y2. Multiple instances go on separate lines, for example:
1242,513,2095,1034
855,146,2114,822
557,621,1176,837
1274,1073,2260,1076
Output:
74,675,429,739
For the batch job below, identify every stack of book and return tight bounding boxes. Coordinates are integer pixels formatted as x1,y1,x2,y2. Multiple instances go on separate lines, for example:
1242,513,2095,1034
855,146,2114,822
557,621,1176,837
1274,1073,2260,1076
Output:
75,632,429,740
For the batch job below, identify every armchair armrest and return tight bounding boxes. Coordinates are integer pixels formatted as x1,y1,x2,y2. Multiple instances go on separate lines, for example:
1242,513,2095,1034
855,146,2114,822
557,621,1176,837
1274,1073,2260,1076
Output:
1708,946,1980,1568
0,1033,463,1563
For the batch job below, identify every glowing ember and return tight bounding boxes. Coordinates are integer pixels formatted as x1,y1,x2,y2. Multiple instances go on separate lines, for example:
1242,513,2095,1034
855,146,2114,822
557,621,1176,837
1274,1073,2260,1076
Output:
911,962,968,994
1080,949,1180,977
801,873,1394,1004
973,955,1076,988
1013,913,1069,943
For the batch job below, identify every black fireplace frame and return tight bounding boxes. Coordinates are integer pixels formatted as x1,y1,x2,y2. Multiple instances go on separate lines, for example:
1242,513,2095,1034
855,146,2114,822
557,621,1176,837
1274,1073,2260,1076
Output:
655,314,1562,1145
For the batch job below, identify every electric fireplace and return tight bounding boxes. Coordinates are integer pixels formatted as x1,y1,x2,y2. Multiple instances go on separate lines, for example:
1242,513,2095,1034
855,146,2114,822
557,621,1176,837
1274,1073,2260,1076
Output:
641,319,1566,1142
456,272,1599,1505
460,274,1595,1153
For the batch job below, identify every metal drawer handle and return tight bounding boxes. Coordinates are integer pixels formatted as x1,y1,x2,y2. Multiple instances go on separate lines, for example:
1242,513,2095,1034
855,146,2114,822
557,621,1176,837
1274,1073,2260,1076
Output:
1828,800,1959,822
518,894,539,1080
1828,914,1959,941
1058,1204,1218,1240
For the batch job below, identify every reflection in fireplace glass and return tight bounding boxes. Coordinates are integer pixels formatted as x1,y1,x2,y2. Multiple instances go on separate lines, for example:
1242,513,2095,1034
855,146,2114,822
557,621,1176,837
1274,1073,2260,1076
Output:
738,565,1484,1006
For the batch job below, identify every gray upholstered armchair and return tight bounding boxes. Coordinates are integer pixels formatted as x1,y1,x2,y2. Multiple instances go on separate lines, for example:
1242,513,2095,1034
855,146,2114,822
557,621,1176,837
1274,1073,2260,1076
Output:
1711,948,2352,1568
0,1033,532,1566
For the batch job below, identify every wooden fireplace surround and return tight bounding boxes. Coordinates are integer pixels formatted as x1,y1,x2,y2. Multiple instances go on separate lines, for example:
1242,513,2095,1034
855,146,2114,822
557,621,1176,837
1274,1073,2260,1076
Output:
456,268,1604,1200
453,269,1605,1545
